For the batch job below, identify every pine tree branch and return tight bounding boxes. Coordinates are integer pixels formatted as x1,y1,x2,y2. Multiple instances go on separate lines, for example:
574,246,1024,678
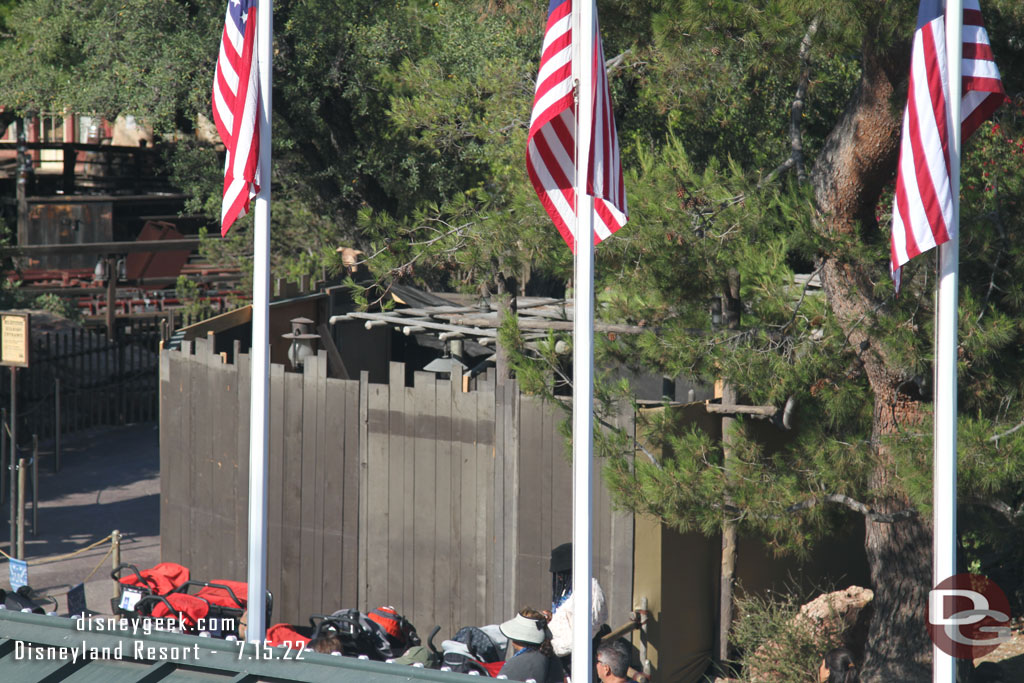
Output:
786,493,917,523
965,499,1024,522
760,16,819,187
790,16,819,184
988,417,1024,444
605,50,632,75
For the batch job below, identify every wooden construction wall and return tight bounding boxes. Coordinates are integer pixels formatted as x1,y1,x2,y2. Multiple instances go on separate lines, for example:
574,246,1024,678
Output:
159,339,634,637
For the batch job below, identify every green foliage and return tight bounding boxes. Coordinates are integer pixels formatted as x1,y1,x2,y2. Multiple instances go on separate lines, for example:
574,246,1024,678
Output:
174,274,214,323
3,1,1024,647
31,292,81,322
730,588,844,683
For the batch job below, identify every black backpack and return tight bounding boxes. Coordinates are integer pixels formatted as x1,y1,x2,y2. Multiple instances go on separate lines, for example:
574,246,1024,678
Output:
310,609,394,660
0,586,46,614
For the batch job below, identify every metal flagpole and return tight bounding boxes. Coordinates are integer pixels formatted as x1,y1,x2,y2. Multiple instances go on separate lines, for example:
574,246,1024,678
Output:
572,0,596,681
247,0,273,645
934,0,962,680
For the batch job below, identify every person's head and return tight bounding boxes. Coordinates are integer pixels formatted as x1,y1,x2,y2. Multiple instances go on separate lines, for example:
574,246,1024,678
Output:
595,641,630,682
499,608,553,656
550,543,573,602
310,633,344,654
818,647,858,683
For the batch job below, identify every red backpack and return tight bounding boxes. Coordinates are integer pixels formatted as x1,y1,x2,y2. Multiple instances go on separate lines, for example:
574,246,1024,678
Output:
367,606,420,652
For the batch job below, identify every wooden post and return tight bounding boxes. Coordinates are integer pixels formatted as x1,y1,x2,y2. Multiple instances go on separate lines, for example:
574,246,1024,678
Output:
112,529,122,601
105,256,117,341
31,434,38,536
716,270,741,671
0,407,5,506
54,378,61,473
17,456,26,559
9,367,17,558
4,408,11,560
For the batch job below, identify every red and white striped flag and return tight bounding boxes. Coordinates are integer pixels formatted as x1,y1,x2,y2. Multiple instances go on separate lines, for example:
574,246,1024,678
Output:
527,0,628,252
212,0,261,237
890,0,1006,289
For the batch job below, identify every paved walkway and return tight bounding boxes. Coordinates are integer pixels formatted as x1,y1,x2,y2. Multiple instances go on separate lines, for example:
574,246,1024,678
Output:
0,422,160,616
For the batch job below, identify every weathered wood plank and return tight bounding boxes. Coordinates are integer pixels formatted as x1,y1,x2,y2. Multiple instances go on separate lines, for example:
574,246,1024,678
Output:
321,367,346,612
190,338,213,577
312,352,328,612
279,369,305,624
433,374,454,633
411,371,436,631
493,380,506,619
211,359,237,580
299,359,321,619
452,381,476,627
365,379,390,609
503,382,520,618
475,382,494,624
517,392,547,612
387,362,407,610
266,359,285,619
232,342,249,593
159,350,185,563
341,377,360,608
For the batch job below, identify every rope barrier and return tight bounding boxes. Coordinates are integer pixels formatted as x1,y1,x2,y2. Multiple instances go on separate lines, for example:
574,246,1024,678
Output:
0,533,113,565
80,545,114,584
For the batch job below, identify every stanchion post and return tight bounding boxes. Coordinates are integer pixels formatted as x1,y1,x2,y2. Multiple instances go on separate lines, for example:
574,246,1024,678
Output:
10,367,17,555
31,434,38,536
111,530,121,601
54,378,61,473
1,407,6,506
17,456,26,560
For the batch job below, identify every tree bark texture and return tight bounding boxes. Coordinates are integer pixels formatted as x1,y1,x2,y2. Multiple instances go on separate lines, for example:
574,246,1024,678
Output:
811,29,931,683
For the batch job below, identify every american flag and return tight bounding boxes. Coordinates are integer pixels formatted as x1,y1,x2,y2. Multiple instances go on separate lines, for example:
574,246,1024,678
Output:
890,0,1006,288
527,0,628,252
212,0,261,237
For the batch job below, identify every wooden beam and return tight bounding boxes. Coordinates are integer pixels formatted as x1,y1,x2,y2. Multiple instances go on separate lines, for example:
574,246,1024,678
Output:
705,402,778,418
0,238,209,257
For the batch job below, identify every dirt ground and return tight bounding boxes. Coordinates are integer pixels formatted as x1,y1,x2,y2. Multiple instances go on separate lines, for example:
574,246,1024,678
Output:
973,622,1024,681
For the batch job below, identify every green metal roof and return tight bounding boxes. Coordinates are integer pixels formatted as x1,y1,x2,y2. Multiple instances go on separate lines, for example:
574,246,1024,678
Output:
0,610,465,682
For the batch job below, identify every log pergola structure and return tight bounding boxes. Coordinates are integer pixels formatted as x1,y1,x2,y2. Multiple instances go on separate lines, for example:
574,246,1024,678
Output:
328,295,651,347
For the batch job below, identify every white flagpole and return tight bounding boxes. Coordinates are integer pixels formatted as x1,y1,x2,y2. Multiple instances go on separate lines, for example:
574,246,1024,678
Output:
572,1,595,682
934,1,962,681
246,0,273,644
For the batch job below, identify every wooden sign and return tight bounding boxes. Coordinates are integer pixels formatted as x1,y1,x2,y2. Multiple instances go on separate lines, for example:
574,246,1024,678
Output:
0,313,30,367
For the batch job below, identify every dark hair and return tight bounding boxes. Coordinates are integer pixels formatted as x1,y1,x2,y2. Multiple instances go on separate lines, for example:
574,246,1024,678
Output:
596,641,629,678
310,633,344,654
823,647,858,683
517,607,555,658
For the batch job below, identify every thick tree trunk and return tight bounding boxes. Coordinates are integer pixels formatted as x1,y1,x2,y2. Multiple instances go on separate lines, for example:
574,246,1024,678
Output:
811,26,932,683
860,391,933,682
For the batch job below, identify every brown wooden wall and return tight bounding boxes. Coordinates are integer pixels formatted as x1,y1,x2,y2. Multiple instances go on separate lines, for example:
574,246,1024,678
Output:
159,339,634,637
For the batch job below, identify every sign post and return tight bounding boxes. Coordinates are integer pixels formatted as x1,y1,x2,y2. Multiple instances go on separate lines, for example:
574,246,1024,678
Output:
1,312,30,559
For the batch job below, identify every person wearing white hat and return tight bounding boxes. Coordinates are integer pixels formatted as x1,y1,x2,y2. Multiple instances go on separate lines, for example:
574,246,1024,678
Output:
497,608,566,683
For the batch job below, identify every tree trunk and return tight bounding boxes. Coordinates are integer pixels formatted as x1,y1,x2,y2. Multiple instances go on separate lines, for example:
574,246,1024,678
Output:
811,25,932,682
860,391,932,682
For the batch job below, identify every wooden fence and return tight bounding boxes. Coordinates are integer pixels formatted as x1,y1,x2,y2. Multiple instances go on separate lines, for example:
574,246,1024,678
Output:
0,315,163,448
159,338,635,637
